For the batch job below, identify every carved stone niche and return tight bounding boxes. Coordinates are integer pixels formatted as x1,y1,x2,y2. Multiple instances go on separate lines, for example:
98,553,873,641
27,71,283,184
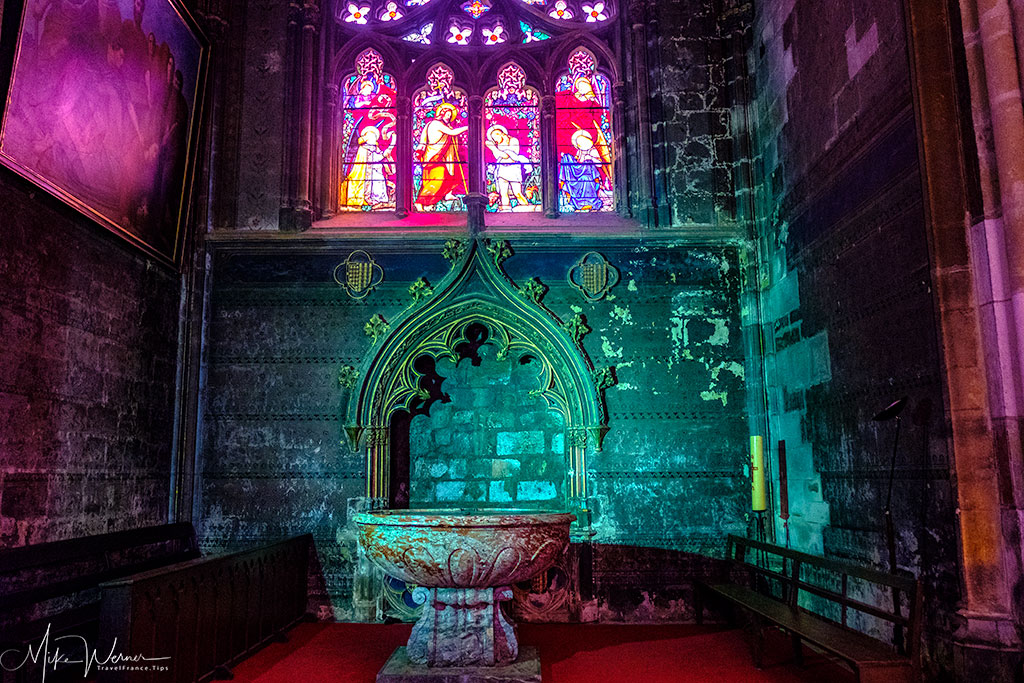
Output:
343,240,608,622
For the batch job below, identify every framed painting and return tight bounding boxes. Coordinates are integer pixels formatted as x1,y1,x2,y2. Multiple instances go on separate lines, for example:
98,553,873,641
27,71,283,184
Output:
0,0,208,267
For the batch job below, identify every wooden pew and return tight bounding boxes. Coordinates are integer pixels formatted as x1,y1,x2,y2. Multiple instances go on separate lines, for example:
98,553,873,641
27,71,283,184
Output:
96,534,311,683
695,534,922,683
0,525,200,643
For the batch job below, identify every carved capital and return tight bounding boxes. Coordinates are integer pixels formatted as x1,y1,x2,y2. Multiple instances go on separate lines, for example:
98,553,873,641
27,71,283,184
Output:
302,2,322,29
197,12,229,42
325,83,340,106
613,82,627,106
367,426,390,448
469,95,484,117
568,428,588,449
287,2,302,26
541,95,555,118
396,95,412,117
628,0,647,26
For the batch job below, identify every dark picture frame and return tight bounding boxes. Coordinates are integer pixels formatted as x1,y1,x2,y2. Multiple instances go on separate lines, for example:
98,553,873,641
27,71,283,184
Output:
0,0,208,267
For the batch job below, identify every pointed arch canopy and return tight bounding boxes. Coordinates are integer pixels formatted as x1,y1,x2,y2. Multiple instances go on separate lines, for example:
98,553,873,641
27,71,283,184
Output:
345,239,607,503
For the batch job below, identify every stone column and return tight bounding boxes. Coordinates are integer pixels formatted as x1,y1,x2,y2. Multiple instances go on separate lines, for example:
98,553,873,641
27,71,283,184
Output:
629,0,656,225
396,96,412,217
295,3,320,225
468,94,484,196
612,82,629,218
367,426,390,503
541,94,559,218
906,0,1023,678
279,2,320,231
322,83,339,218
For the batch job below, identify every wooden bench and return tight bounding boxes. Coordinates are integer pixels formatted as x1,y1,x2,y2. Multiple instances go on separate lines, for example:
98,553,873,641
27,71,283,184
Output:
0,523,200,682
695,534,922,683
0,523,200,640
97,534,312,683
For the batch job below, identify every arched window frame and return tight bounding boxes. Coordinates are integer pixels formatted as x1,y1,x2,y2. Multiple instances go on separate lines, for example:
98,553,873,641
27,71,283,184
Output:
483,62,542,214
322,1,624,221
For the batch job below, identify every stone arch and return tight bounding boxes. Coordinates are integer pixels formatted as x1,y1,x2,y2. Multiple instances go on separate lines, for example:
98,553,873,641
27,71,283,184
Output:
344,240,607,516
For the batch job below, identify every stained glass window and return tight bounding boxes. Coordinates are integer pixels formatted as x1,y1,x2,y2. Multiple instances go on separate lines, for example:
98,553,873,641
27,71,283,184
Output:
555,49,613,213
331,1,620,218
519,21,550,42
484,64,541,213
413,64,469,212
339,49,398,211
402,23,433,43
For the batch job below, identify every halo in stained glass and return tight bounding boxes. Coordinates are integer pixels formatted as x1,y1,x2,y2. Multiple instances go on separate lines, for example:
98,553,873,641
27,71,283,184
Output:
413,65,469,212
484,64,541,213
338,50,398,211
555,50,613,213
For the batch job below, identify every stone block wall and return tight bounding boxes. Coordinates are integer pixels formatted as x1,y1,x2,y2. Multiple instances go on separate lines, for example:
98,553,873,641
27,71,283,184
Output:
0,173,180,548
409,348,566,509
199,238,749,621
747,0,961,674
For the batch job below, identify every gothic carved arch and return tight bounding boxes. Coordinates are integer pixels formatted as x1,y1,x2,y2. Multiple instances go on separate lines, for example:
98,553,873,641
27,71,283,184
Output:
344,239,609,508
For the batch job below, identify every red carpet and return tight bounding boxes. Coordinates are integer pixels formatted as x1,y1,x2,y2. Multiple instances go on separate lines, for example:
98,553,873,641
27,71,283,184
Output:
230,623,855,683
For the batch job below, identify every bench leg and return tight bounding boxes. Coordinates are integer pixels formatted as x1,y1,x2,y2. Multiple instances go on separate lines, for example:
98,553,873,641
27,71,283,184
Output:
740,610,766,669
858,666,916,683
791,632,803,666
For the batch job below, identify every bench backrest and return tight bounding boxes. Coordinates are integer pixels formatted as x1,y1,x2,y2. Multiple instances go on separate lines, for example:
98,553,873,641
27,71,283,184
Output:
726,534,922,661
0,523,199,627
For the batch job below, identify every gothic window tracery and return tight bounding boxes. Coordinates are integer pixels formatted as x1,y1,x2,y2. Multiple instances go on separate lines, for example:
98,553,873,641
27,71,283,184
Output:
413,64,470,211
339,49,399,211
328,0,620,217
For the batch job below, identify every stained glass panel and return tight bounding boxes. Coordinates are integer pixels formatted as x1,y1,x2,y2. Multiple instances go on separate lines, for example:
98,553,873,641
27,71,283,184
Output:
413,64,469,212
402,23,433,43
555,50,613,212
520,21,550,42
339,50,398,211
461,0,491,18
482,23,507,44
484,64,541,213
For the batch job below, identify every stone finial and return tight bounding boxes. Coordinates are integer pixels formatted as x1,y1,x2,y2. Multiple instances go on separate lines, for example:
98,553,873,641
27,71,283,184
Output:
519,277,547,303
338,365,360,388
364,314,389,342
408,277,435,302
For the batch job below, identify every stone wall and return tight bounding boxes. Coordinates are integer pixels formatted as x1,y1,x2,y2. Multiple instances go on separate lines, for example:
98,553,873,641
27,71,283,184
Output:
0,173,180,548
199,238,748,621
748,0,961,675
408,348,566,509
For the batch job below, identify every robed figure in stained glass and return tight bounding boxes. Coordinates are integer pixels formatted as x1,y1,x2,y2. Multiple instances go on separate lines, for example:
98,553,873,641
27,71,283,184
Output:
484,63,541,212
556,50,613,212
486,124,534,210
339,50,397,211
415,102,468,209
